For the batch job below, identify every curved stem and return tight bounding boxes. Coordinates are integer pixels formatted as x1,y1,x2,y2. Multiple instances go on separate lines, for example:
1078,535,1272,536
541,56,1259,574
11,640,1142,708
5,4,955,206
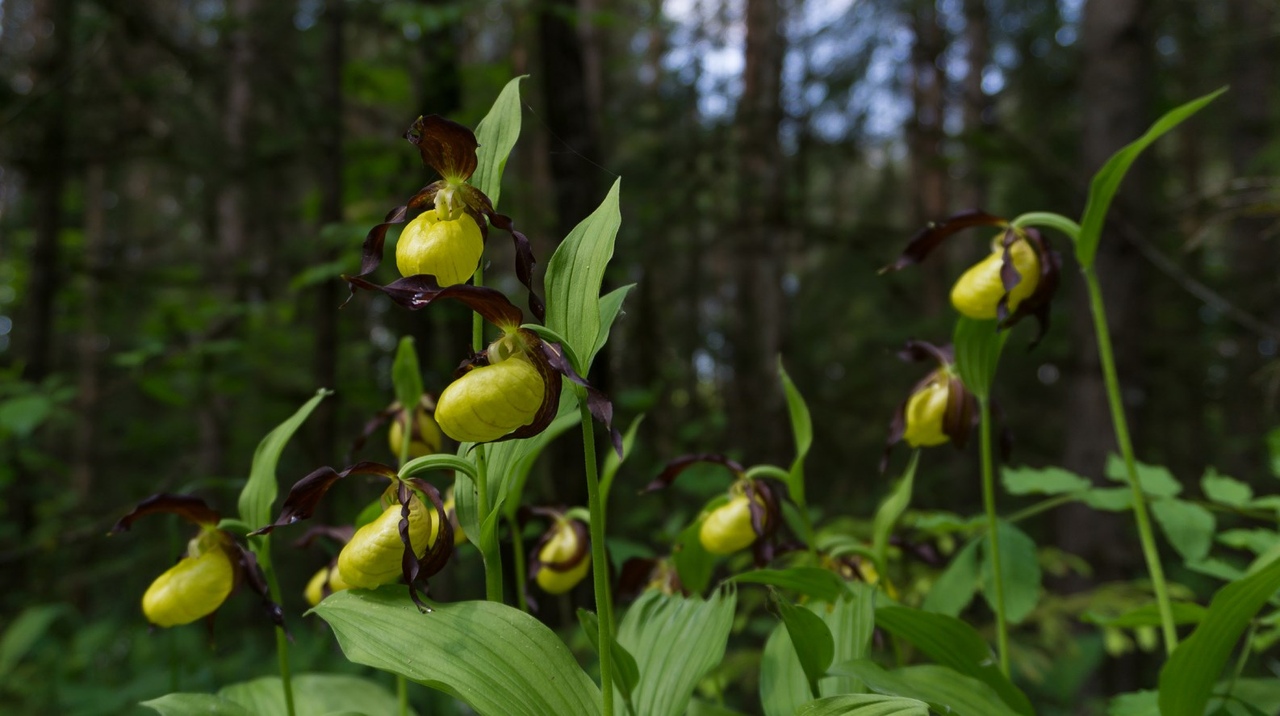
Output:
580,396,614,716
1084,267,1178,654
510,514,530,613
259,542,296,716
397,675,409,715
979,398,1010,677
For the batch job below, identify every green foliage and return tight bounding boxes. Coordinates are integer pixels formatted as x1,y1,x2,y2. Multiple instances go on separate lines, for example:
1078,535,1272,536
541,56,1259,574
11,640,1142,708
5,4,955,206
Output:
0,605,65,680
1001,465,1090,496
923,540,981,616
142,674,407,716
872,451,918,571
797,694,929,716
1150,499,1216,563
314,588,602,716
952,317,1007,400
1104,454,1182,497
981,521,1041,625
729,568,848,602
829,661,1022,716
777,596,836,697
577,609,639,705
239,389,331,531
472,77,526,206
390,337,424,417
779,359,814,508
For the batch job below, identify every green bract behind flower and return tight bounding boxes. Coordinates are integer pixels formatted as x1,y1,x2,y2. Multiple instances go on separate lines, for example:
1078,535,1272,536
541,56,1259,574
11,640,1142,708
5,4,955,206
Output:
436,352,545,443
142,537,235,627
337,496,439,590
395,209,484,286
951,235,1040,320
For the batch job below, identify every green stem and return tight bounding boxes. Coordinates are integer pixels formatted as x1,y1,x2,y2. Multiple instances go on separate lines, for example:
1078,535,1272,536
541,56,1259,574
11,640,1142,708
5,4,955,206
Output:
979,398,1010,677
580,396,614,716
259,542,296,716
1083,267,1178,655
1006,494,1077,525
475,445,504,602
397,675,409,716
510,514,530,613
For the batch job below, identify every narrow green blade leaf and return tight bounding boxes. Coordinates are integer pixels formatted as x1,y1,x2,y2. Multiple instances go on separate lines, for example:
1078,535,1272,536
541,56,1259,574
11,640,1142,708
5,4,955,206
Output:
0,604,64,679
391,337,424,417
314,588,601,716
778,597,836,695
980,521,1041,624
730,567,848,603
590,284,635,367
873,451,919,570
1082,602,1206,628
577,609,640,703
616,589,736,716
1001,465,1091,496
830,661,1022,716
875,606,1033,715
1158,557,1280,716
1108,690,1159,716
1076,87,1226,267
923,540,980,616
219,674,409,716
141,694,253,716
1151,498,1216,563
673,519,715,595
779,359,814,507
239,389,331,529
953,317,1006,400
797,694,930,716
544,179,622,369
472,76,526,206
399,454,478,481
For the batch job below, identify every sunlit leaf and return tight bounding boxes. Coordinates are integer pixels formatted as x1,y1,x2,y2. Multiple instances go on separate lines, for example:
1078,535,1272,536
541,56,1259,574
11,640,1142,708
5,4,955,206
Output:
1158,557,1280,716
314,588,601,716
615,589,736,716
472,76,526,206
1076,88,1226,267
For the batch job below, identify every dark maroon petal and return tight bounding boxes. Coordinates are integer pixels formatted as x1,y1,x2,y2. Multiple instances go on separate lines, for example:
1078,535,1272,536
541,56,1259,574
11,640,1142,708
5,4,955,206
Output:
395,482,430,613
995,228,1022,324
250,462,399,535
942,375,977,450
998,228,1061,347
291,525,355,549
459,184,545,323
897,340,954,367
230,542,286,631
406,478,453,581
534,339,621,456
111,494,221,534
879,210,1008,273
348,184,441,296
404,115,479,182
643,454,746,493
344,274,525,329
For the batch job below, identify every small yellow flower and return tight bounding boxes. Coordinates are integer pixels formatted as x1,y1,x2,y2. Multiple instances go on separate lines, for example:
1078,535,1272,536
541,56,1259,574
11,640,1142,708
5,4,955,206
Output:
950,235,1041,320
700,493,764,555
303,565,351,607
141,538,234,628
388,401,444,459
435,354,544,443
395,210,484,286
535,520,590,595
337,496,439,589
902,372,951,448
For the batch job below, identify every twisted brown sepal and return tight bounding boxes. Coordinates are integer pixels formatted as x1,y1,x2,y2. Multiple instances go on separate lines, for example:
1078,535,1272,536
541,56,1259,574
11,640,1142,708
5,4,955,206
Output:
996,227,1060,347
457,183,545,323
535,340,622,457
745,479,783,568
345,275,526,329
250,462,400,536
643,454,746,493
879,210,1007,273
229,542,287,632
110,493,221,534
397,479,454,613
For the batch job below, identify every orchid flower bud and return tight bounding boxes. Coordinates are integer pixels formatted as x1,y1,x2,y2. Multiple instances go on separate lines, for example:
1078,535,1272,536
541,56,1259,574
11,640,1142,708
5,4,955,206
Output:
950,234,1041,320
141,535,235,628
903,371,951,448
535,519,591,595
435,344,545,443
337,495,439,589
395,210,484,287
388,402,444,459
303,564,351,607
700,493,764,555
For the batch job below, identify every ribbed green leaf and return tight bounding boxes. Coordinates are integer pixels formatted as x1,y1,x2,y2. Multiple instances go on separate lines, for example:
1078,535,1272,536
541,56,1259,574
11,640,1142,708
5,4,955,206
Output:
591,284,635,367
778,596,835,697
544,179,622,370
875,606,1033,715
615,589,736,716
1076,88,1225,267
760,586,877,713
472,76,526,206
314,588,601,716
830,661,1021,716
239,389,331,529
873,451,919,571
779,359,813,508
1158,557,1280,716
141,694,253,716
673,519,715,595
797,694,930,716
577,609,639,704
1001,465,1091,496
391,337,423,421
953,317,1006,400
981,520,1041,624
923,540,980,616
730,568,848,602
220,674,407,716
761,620,813,716
399,454,478,481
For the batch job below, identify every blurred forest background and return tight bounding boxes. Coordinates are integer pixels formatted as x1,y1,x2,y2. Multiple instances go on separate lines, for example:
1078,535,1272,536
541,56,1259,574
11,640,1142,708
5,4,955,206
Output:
0,0,1277,712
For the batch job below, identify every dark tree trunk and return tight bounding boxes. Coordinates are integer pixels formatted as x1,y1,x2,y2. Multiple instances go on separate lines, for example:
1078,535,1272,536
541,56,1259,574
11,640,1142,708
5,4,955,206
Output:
906,0,950,314
72,162,106,501
961,0,991,209
313,0,345,464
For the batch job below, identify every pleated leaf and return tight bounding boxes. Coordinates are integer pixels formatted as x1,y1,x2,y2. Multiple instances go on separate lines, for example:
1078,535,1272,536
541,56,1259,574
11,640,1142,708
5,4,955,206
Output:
313,588,601,716
545,179,622,372
797,694,930,716
830,661,1022,716
142,674,406,716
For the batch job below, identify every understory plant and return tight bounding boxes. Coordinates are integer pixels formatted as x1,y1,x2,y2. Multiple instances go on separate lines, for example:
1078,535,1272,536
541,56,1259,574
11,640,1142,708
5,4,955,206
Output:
94,79,1280,716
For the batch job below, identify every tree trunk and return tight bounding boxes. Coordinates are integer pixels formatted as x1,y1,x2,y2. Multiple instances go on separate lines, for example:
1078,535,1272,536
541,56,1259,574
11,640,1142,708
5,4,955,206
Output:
72,163,106,501
960,0,991,209
313,0,345,464
906,0,950,314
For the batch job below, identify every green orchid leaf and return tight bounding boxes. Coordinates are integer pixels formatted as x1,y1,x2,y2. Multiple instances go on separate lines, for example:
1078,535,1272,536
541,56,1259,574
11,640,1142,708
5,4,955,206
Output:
591,284,635,367
778,596,836,697
779,359,814,507
829,661,1022,716
730,567,848,603
545,179,622,370
391,337,424,419
760,586,877,713
1158,557,1280,716
601,414,643,503
219,674,408,716
472,76,526,206
616,589,736,716
980,521,1041,624
239,389,331,531
923,540,981,616
875,606,1033,715
578,608,640,704
1076,88,1226,267
140,694,253,716
796,694,929,716
314,588,601,716
952,317,1006,400
873,451,919,572
673,518,715,595
1001,465,1091,496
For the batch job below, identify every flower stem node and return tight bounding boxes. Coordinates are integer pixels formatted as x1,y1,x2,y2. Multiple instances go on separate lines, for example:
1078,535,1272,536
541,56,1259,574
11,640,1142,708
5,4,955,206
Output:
395,210,484,287
951,235,1041,320
338,496,439,590
142,535,235,628
699,494,763,555
436,352,545,443
533,518,591,595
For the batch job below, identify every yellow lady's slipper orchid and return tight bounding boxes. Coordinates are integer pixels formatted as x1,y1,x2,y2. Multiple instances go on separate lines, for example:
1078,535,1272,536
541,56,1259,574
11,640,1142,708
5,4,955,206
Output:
535,520,590,595
395,209,483,286
435,355,544,443
388,402,444,459
337,496,439,589
699,494,762,555
902,373,951,448
304,564,351,607
141,540,235,628
950,235,1041,320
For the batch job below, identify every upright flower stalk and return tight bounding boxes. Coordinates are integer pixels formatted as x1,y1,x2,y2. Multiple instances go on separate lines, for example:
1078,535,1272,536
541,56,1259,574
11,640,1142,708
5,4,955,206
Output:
978,397,1009,675
580,392,615,716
